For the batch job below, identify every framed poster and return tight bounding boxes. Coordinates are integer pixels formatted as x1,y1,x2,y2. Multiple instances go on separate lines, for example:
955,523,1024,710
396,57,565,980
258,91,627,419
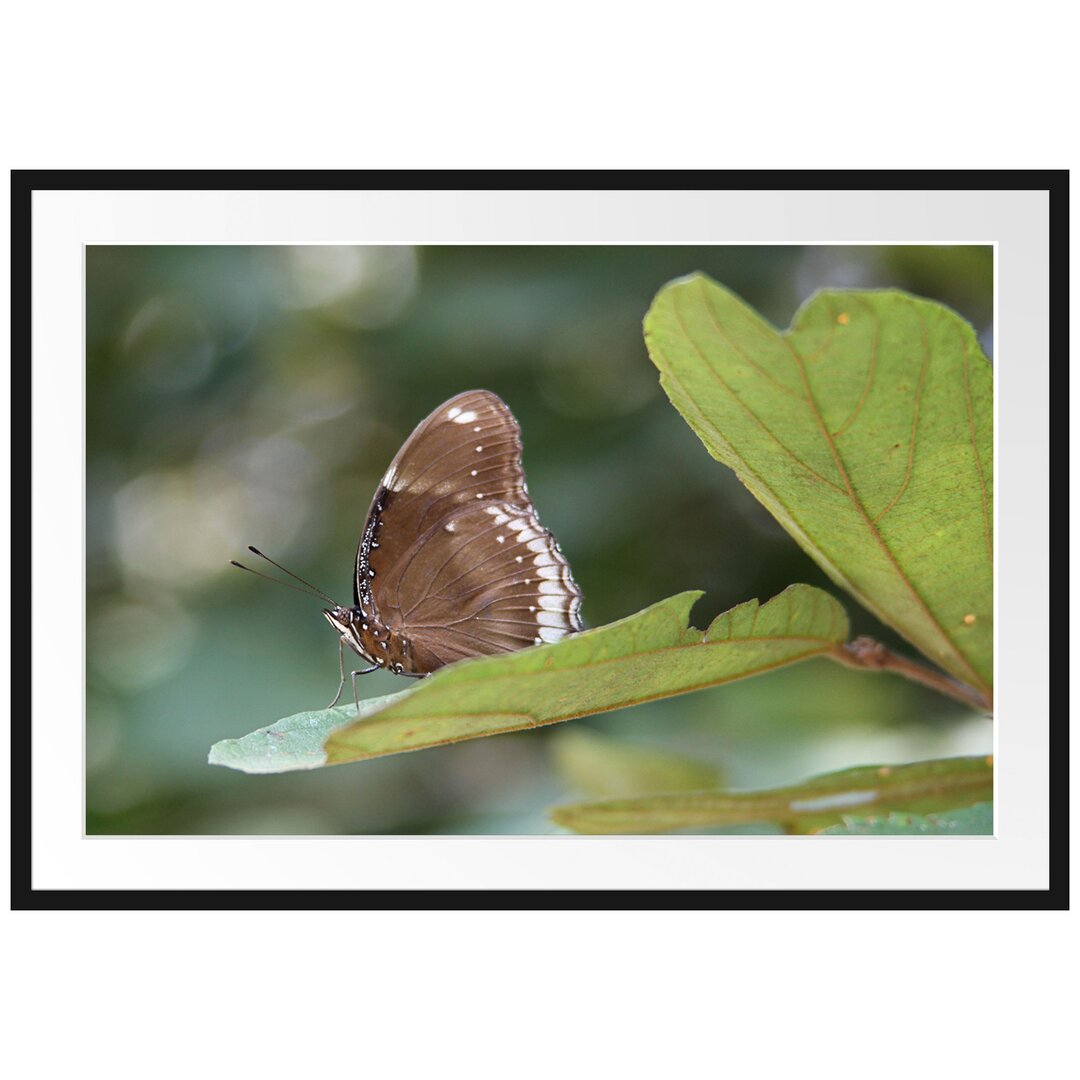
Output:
10,171,1064,908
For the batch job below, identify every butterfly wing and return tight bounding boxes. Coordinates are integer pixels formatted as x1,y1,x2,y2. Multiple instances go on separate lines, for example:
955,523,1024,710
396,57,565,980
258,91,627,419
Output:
357,391,582,671
388,500,582,669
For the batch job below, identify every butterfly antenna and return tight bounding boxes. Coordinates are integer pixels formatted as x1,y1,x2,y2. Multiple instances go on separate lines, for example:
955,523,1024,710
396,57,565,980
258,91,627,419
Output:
231,547,339,605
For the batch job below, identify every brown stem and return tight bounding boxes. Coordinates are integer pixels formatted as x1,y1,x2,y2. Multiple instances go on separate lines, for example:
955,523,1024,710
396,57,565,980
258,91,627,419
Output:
829,637,992,715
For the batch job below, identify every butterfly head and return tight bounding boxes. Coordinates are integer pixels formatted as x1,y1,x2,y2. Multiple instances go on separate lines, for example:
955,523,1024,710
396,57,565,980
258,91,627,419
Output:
323,605,383,664
323,606,358,638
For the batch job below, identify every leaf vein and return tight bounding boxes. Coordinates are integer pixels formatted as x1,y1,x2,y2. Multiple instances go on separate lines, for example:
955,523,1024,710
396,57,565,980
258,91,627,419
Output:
871,302,926,524
668,291,845,494
832,295,879,438
780,297,986,693
697,275,804,401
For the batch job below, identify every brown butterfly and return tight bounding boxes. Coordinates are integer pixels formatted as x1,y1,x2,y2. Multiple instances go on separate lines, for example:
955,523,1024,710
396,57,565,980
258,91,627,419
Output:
233,390,583,709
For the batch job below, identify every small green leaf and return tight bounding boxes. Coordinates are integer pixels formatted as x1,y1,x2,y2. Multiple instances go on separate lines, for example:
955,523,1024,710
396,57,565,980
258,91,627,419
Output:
644,275,993,699
552,728,720,798
209,584,848,773
819,801,993,835
207,691,403,774
550,755,993,834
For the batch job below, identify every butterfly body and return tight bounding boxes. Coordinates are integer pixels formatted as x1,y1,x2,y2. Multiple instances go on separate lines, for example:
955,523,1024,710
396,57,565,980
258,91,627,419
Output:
322,604,418,675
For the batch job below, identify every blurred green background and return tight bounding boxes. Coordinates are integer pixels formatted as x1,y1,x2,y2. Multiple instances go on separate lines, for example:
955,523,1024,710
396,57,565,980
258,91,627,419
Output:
85,244,993,834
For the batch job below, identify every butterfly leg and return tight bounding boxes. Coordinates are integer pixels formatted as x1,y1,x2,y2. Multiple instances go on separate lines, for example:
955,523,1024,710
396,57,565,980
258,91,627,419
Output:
350,665,379,712
326,639,348,709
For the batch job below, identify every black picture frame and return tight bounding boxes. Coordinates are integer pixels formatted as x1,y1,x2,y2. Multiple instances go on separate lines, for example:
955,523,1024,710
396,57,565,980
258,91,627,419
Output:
9,168,1067,911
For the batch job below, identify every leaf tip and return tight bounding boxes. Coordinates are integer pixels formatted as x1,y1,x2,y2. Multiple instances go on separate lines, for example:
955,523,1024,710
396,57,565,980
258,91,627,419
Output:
207,740,235,769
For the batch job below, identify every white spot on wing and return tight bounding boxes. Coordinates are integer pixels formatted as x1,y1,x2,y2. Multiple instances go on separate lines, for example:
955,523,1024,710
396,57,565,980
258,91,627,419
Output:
536,611,568,628
451,409,477,424
538,627,564,643
447,407,462,420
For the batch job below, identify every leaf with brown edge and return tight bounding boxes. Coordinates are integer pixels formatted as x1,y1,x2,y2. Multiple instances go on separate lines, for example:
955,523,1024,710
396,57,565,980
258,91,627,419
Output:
644,275,993,702
208,585,849,773
323,584,847,765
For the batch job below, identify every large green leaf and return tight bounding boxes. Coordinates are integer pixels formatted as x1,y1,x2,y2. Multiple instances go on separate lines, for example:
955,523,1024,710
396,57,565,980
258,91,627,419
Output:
209,584,848,773
550,756,993,834
644,276,993,699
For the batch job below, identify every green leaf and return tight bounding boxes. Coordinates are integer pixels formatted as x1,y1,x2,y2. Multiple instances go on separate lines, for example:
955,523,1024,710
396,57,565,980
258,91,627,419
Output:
209,584,848,773
819,801,993,835
644,275,993,699
207,691,404,774
552,728,720,798
549,755,993,834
